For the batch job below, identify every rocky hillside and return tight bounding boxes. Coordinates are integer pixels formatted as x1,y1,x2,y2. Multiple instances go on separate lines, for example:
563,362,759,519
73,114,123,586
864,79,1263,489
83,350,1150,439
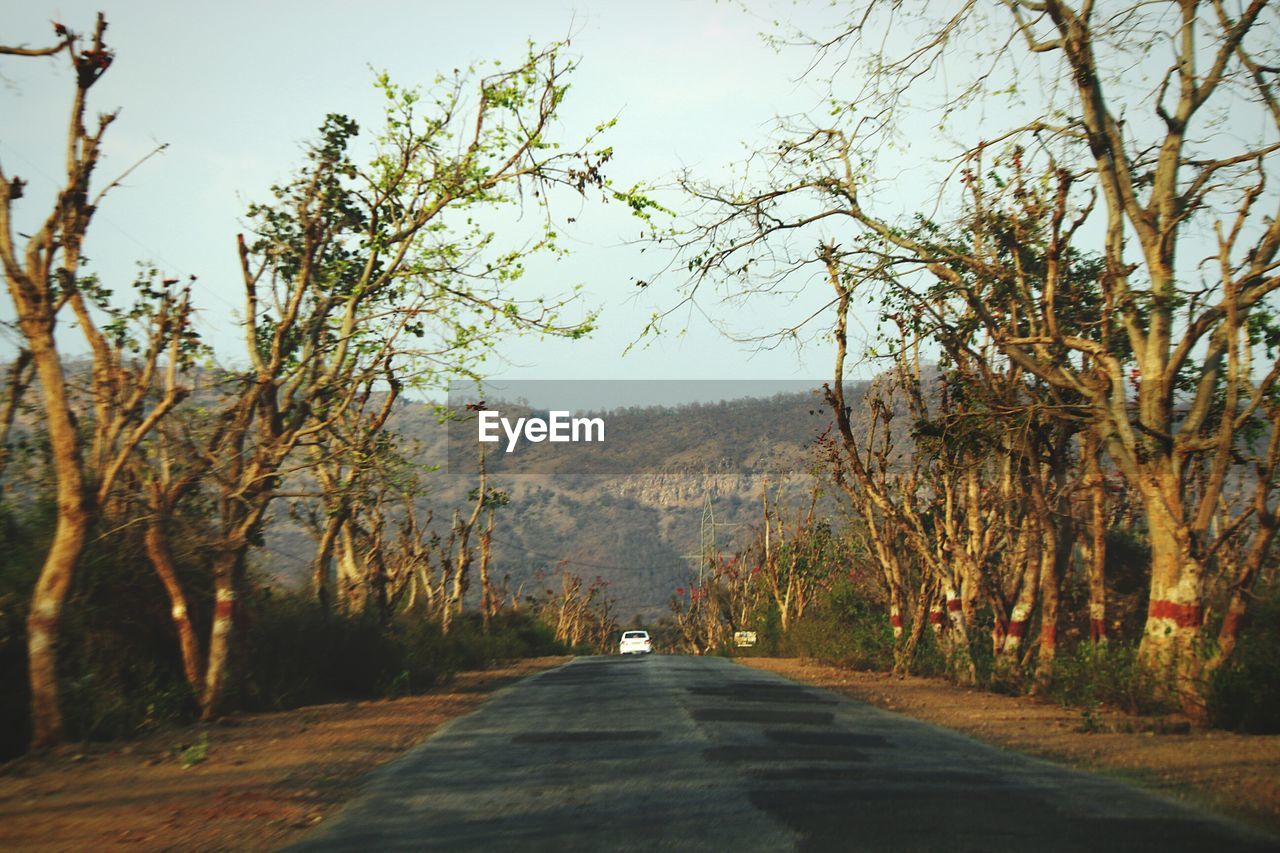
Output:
260,384,872,620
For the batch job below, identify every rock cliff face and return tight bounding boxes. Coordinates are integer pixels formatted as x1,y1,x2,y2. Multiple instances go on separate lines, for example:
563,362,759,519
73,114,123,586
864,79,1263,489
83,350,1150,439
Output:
465,469,822,618
603,472,773,507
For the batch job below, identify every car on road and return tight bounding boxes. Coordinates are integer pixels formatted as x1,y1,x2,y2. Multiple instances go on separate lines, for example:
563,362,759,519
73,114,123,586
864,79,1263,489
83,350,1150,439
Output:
619,630,652,655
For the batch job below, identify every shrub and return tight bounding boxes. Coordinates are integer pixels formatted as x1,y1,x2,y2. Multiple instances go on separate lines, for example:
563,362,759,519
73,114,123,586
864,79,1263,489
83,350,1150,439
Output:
1045,641,1175,716
0,502,53,757
781,580,896,671
236,593,400,710
1209,592,1280,734
238,597,568,709
0,506,203,755
0,494,567,759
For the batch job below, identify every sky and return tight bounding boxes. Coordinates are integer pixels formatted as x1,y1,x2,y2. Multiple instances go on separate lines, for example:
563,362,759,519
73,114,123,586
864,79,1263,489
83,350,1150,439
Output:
1,0,875,387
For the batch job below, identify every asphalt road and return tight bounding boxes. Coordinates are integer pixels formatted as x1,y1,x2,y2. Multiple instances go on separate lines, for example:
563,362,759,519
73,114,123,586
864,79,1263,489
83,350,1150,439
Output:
292,655,1278,852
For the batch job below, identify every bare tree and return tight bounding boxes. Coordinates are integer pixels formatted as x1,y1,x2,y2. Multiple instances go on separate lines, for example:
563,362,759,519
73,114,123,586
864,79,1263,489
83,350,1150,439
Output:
1,17,198,746
132,42,612,716
300,376,403,614
758,478,830,633
658,1,1279,714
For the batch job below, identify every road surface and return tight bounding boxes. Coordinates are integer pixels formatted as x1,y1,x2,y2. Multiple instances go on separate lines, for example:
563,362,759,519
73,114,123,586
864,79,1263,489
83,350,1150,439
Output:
292,655,1277,852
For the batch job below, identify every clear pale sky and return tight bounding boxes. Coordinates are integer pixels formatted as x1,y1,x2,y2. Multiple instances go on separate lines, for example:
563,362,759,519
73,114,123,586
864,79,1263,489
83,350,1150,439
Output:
2,0,876,385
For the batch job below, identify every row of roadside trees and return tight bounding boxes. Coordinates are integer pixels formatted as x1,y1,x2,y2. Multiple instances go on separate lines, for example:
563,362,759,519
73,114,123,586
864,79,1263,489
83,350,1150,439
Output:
659,1,1278,720
1,16,618,749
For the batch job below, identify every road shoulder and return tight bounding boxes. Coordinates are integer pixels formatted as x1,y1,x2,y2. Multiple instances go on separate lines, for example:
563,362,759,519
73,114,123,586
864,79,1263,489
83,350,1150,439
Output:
0,657,569,852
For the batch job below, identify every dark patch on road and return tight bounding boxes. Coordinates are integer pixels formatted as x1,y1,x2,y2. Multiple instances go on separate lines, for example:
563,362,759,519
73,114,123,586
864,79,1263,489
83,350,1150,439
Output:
747,787,1052,852
748,786,1279,853
688,684,837,706
703,744,867,764
750,766,865,782
293,656,1278,853
751,766,1001,786
527,662,640,686
511,730,661,744
692,708,835,726
764,729,888,749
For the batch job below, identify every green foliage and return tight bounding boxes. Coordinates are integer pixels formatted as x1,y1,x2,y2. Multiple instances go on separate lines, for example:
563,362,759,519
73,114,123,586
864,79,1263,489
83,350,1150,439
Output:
235,594,398,710
1045,642,1175,716
780,579,896,671
1,503,57,756
1209,592,1280,734
236,596,566,711
432,611,566,672
1077,703,1105,734
0,498,566,758
177,734,209,768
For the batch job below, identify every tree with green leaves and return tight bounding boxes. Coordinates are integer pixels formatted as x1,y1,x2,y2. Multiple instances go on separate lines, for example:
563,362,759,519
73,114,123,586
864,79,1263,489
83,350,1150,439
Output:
135,43,612,718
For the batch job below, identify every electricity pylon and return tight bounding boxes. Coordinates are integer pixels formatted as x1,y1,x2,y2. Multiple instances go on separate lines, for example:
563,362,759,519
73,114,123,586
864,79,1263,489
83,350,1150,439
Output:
681,491,740,585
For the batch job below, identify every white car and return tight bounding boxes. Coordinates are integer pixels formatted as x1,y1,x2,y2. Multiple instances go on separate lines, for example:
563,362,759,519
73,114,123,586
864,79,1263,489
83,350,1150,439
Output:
619,630,652,655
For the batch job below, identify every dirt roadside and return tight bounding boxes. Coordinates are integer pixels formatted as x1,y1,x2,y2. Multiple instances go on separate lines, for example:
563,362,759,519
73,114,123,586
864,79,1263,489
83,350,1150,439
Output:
741,656,1280,836
0,657,569,852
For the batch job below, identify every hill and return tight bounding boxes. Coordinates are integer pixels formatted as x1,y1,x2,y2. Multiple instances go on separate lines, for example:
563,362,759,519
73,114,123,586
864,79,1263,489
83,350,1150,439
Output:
260,384,872,619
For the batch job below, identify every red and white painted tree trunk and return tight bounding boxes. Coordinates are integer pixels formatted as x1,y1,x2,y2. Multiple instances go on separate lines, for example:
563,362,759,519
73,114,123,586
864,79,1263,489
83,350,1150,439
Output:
943,583,976,685
201,554,242,720
1035,517,1069,687
1136,485,1206,716
144,522,203,696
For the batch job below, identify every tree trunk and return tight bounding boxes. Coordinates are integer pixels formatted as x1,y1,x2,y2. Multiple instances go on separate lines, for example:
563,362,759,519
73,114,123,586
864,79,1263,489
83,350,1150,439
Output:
1030,454,1072,689
201,551,243,720
888,601,904,642
0,350,33,491
312,513,342,612
26,515,88,749
479,510,494,634
943,582,977,685
997,513,1040,676
336,521,364,613
442,545,471,637
897,581,931,677
928,599,945,636
25,336,92,749
144,521,203,696
1083,430,1108,644
1209,590,1247,671
1136,482,1206,717
1035,513,1072,688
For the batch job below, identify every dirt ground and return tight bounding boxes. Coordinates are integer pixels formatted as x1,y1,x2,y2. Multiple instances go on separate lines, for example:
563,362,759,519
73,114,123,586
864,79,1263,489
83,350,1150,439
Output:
0,657,568,852
741,657,1280,836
